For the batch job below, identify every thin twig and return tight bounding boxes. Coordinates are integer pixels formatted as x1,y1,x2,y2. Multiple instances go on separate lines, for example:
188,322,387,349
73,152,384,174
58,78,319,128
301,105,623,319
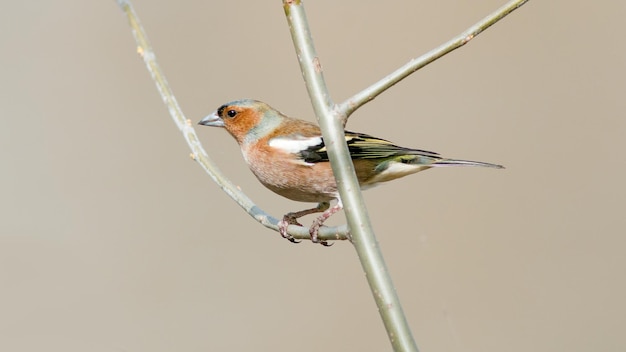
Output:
284,2,419,351
116,0,349,242
336,0,529,123
117,0,527,351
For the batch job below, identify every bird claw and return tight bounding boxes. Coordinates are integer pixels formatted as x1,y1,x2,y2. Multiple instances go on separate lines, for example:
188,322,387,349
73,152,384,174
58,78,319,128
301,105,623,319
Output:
278,202,337,246
287,236,301,244
309,222,332,246
311,238,332,246
278,214,303,244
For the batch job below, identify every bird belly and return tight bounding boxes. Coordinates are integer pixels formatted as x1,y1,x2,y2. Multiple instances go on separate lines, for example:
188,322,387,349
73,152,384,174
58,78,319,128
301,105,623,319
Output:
366,161,430,185
247,156,338,203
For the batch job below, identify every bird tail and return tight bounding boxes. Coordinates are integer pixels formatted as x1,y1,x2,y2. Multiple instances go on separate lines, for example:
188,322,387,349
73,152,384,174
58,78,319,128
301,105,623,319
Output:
433,158,504,169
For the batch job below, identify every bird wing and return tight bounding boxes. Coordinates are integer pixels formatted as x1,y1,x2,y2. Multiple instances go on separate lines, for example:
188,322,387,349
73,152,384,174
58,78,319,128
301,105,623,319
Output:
298,131,441,163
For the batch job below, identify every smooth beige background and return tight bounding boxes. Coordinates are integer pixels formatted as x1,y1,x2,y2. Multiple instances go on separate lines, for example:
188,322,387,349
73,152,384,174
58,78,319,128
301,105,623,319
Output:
2,1,624,351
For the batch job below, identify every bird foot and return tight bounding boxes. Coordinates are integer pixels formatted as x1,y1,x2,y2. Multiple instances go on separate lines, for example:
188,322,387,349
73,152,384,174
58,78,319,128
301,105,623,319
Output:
309,219,332,246
278,202,337,246
278,213,303,244
308,202,343,246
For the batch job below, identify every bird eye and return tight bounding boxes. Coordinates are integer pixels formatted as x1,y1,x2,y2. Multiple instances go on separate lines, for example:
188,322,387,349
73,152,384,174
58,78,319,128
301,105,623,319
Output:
227,110,237,118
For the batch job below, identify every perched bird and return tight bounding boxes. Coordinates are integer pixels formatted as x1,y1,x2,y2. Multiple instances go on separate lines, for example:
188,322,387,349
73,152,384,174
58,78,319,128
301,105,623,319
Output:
199,99,503,245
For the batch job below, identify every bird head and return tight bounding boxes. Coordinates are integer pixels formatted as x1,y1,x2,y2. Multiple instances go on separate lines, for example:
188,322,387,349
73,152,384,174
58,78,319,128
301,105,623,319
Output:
199,99,283,145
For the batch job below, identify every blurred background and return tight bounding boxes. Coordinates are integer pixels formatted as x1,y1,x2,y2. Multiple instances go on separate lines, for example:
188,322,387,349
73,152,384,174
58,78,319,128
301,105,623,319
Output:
2,1,624,351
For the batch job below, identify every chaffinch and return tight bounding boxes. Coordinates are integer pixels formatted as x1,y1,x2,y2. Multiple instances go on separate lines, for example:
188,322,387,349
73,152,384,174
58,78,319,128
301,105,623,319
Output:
199,99,503,245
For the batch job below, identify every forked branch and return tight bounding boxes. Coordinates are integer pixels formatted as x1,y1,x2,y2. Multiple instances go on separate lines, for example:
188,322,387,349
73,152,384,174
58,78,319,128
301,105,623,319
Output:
117,1,527,351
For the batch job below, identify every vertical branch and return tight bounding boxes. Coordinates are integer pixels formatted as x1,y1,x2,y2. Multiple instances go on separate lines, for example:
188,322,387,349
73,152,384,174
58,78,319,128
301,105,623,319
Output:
119,0,527,350
283,2,419,351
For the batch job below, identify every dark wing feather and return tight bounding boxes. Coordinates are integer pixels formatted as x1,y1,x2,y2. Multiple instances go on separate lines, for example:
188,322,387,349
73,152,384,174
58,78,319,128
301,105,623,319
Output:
298,131,440,163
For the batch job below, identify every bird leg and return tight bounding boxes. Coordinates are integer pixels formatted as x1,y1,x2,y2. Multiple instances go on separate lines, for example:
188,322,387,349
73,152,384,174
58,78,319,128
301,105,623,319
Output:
309,202,343,246
278,202,330,244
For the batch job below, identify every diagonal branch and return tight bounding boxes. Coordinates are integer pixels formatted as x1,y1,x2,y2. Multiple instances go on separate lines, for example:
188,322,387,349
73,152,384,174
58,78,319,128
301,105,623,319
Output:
116,0,349,242
336,0,529,124
118,1,527,351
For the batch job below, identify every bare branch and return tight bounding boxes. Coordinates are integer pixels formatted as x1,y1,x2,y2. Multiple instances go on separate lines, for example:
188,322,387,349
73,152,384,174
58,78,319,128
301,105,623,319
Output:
337,0,529,122
118,1,527,351
116,0,349,242
284,1,419,351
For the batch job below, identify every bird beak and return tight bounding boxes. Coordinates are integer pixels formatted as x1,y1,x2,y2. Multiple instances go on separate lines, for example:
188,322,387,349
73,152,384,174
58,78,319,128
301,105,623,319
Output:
198,110,224,127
